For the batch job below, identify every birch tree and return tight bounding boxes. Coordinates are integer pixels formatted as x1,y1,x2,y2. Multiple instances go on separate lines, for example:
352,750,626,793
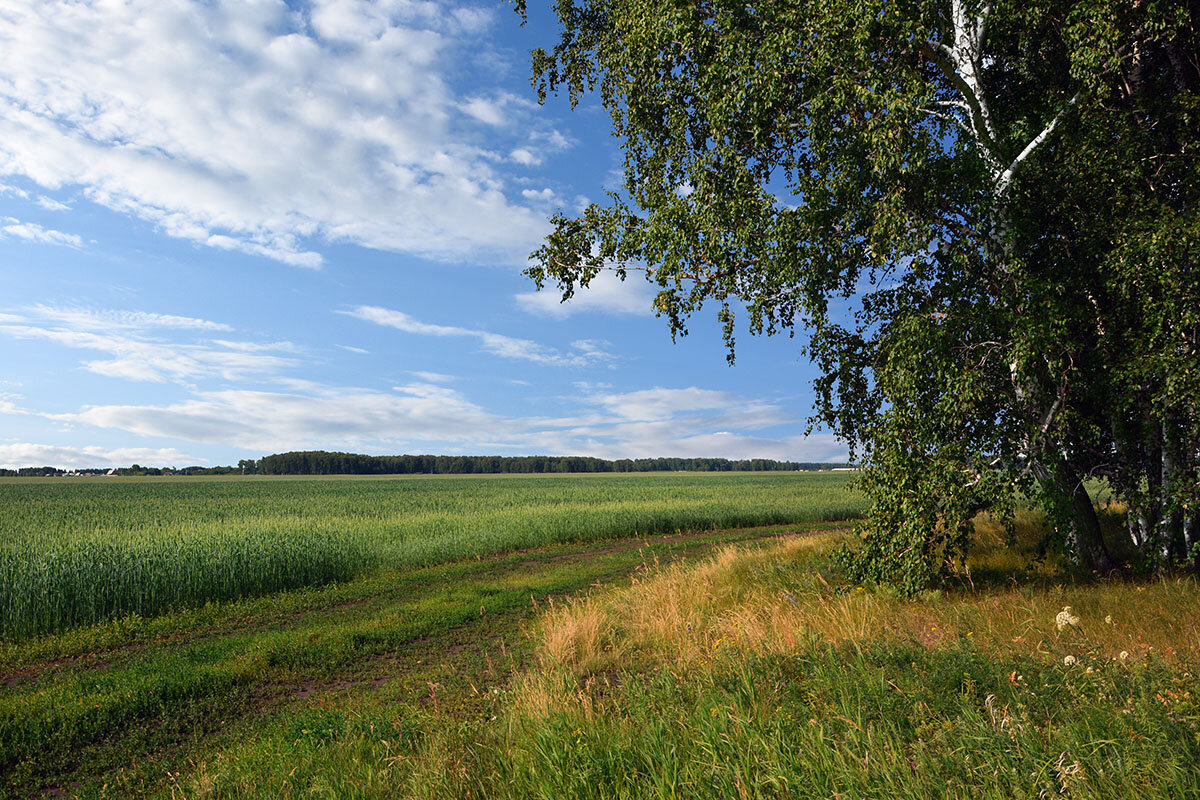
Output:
522,0,1200,589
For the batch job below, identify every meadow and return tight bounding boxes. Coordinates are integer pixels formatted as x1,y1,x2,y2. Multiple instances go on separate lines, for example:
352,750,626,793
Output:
2,473,1196,799
0,472,862,640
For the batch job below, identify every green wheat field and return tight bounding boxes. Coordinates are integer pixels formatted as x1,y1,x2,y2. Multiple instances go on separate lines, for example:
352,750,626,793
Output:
0,473,862,640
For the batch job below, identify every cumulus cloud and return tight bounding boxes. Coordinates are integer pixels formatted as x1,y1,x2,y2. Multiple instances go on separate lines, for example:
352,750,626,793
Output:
0,217,82,248
515,270,655,318
0,0,557,266
521,187,560,205
0,305,294,383
509,148,540,166
0,443,200,470
341,305,614,367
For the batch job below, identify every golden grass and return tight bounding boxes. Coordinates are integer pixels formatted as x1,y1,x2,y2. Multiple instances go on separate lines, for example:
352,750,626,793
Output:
519,522,1200,720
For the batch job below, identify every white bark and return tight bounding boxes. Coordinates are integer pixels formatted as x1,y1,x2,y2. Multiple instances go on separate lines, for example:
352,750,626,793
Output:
922,0,1078,201
993,92,1081,197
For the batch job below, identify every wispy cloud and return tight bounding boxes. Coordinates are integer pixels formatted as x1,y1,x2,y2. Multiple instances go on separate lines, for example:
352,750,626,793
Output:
0,218,82,248
0,0,561,267
35,196,70,212
26,305,233,332
0,305,294,383
410,370,456,383
342,305,615,367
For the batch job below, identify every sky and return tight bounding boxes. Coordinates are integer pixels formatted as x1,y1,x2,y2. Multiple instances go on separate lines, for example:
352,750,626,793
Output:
0,0,845,469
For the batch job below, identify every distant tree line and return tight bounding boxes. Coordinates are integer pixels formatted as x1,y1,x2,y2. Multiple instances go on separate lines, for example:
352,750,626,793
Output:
251,451,848,475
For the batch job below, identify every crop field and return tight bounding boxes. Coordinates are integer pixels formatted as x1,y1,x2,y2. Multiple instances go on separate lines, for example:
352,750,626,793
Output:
0,472,862,640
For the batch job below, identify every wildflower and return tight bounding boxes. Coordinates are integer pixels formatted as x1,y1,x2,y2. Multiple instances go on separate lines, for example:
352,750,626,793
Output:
1104,615,1113,625
1086,667,1095,674
1055,606,1080,631
1063,655,1077,666
1119,651,1129,661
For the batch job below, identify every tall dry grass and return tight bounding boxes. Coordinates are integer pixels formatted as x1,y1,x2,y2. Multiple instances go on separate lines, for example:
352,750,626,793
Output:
521,521,1200,720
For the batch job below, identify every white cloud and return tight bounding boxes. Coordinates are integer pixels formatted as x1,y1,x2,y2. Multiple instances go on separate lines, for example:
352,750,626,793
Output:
338,344,369,354
0,305,293,383
461,92,528,127
36,195,70,211
519,386,846,461
521,187,559,204
60,384,499,452
532,129,572,152
0,443,199,470
410,370,456,383
515,270,655,318
0,217,82,248
211,339,300,353
590,387,747,422
0,0,553,266
341,305,614,367
25,305,233,332
52,380,845,462
509,148,540,166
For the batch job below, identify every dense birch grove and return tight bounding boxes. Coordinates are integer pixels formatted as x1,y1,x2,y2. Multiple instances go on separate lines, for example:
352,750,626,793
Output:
522,0,1200,589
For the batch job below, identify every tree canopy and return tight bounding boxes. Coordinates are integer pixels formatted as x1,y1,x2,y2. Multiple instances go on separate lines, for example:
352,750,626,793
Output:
522,0,1200,590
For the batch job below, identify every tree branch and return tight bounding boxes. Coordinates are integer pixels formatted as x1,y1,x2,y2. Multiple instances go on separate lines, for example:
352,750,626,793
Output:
994,92,1081,197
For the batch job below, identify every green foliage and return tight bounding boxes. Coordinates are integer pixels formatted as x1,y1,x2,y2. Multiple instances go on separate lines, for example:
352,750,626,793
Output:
522,0,1200,589
0,473,862,640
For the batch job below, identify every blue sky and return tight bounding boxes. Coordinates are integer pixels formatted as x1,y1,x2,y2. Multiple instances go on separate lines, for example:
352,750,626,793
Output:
0,0,844,469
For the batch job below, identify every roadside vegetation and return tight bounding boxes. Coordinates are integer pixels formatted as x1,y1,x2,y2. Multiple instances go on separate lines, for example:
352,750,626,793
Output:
0,472,861,640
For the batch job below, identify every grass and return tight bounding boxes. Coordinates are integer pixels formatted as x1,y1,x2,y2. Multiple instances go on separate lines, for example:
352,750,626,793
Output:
0,472,862,639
